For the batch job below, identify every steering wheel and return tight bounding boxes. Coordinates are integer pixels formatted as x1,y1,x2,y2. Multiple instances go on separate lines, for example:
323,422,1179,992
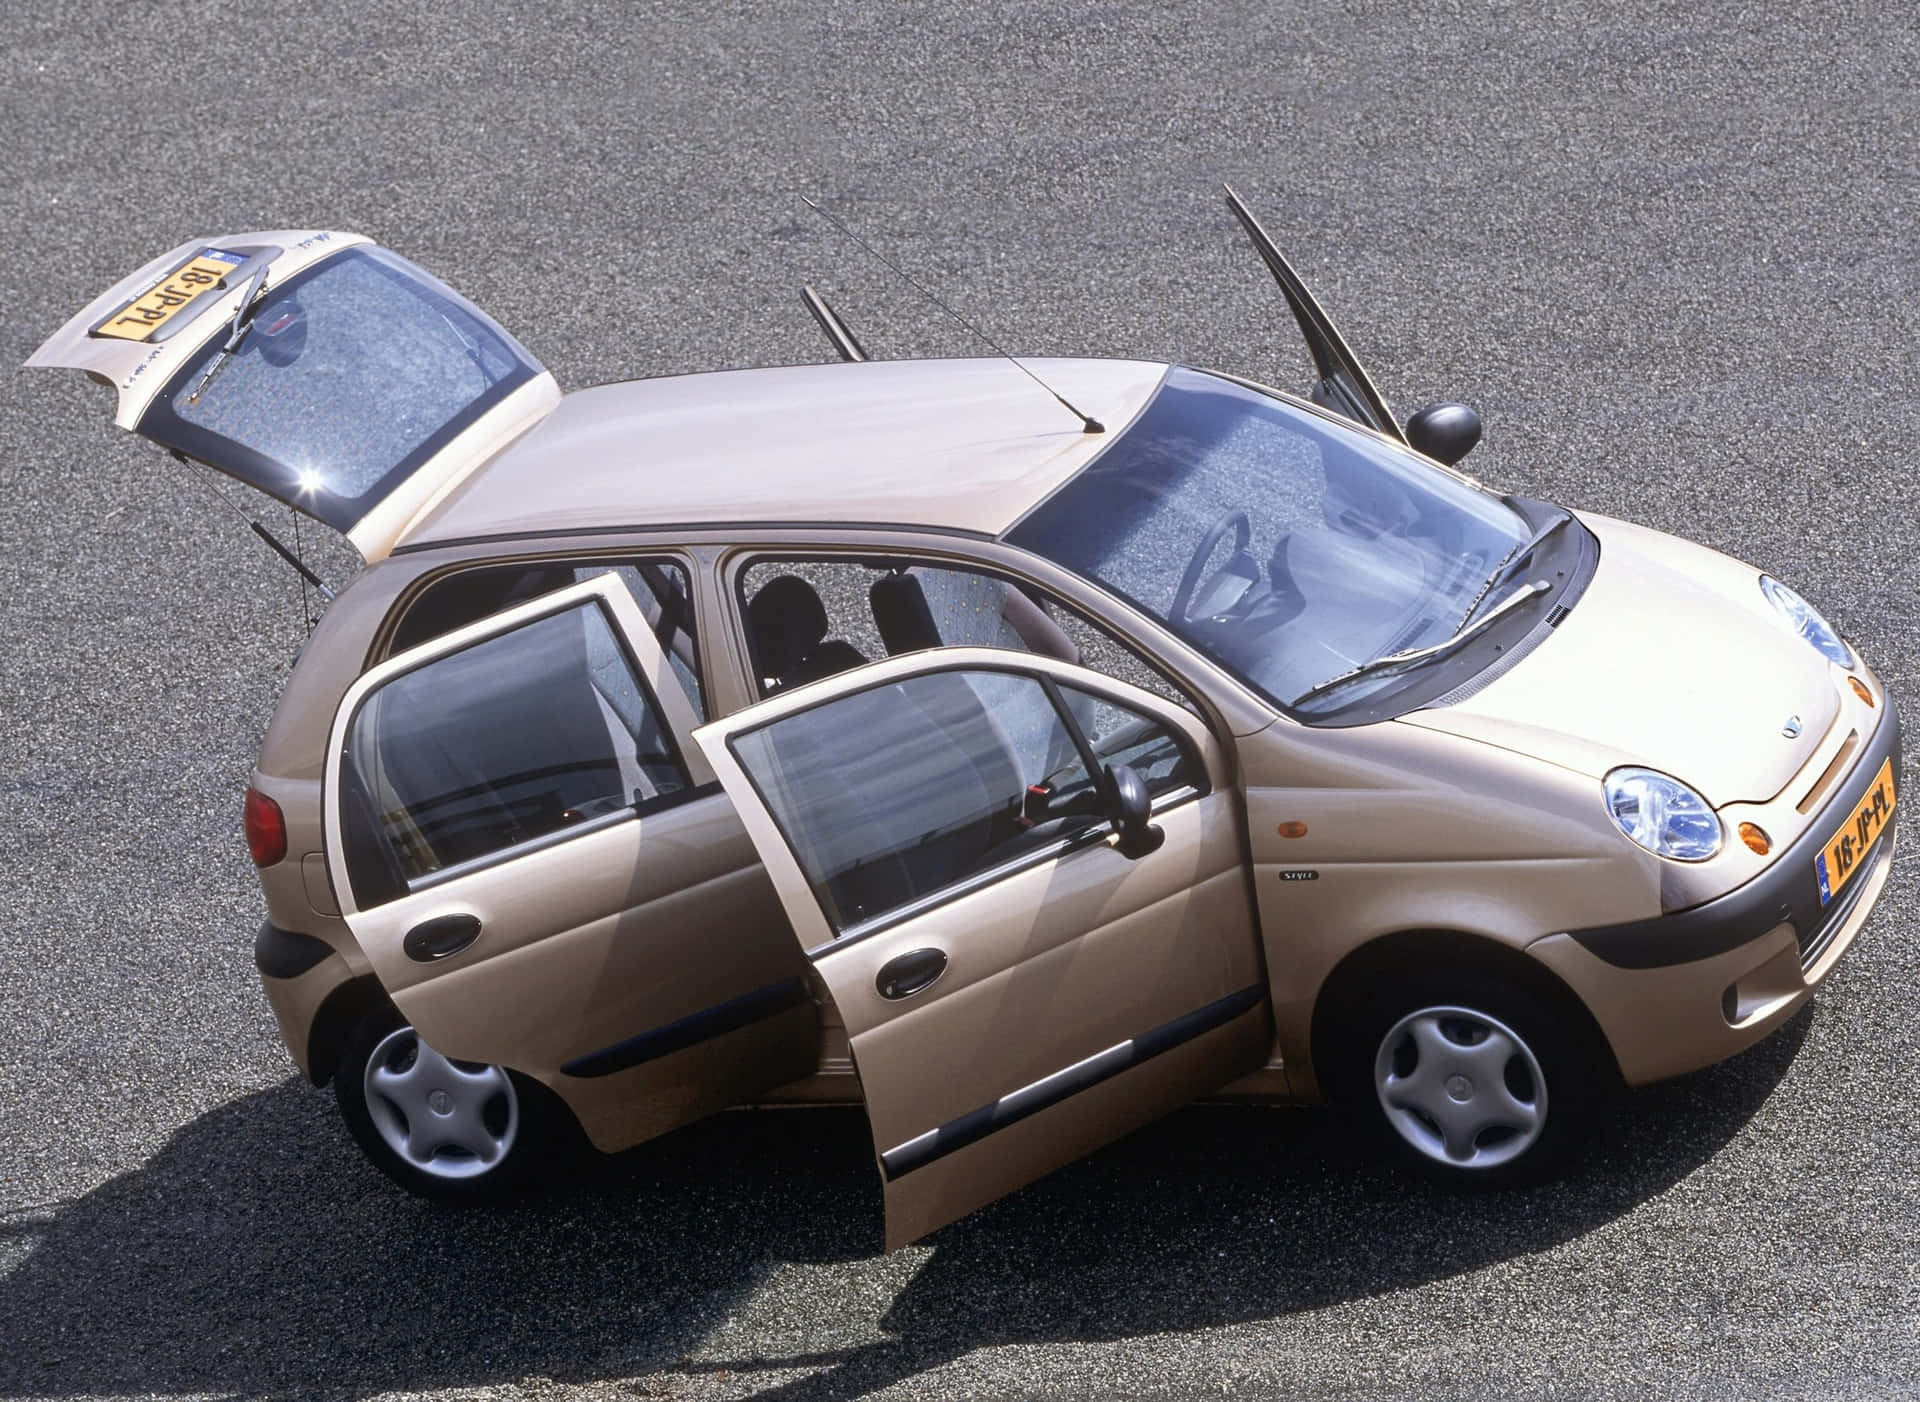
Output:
1169,510,1253,624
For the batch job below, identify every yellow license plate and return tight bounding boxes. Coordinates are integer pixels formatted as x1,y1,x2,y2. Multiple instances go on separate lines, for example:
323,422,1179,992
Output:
94,250,247,342
1814,755,1895,905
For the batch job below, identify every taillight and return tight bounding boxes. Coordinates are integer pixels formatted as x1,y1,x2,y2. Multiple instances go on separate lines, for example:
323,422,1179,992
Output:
244,787,287,867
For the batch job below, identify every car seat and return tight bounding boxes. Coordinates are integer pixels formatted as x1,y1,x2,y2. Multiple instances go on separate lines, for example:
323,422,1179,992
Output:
748,574,868,692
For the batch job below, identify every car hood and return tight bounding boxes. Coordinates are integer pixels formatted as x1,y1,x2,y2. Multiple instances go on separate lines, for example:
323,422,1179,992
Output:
1399,511,1839,807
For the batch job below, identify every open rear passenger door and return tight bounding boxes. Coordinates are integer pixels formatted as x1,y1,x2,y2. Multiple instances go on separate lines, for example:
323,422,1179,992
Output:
691,648,1271,1248
324,573,818,1156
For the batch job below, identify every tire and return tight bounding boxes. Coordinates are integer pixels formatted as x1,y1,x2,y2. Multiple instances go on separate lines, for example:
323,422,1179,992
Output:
333,1007,568,1202
1326,971,1598,1187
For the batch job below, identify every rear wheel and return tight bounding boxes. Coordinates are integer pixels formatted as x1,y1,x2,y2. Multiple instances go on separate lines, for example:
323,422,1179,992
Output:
334,1009,560,1201
1331,973,1597,1186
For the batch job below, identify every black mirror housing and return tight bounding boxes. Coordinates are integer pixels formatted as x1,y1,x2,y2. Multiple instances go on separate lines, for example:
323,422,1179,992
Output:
1404,402,1482,465
1105,763,1165,860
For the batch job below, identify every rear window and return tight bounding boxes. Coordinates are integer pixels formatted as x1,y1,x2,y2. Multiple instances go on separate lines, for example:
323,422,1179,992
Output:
138,246,540,534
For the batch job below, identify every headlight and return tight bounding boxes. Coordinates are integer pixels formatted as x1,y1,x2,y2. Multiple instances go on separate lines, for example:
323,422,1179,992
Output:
1760,575,1854,669
1604,767,1722,862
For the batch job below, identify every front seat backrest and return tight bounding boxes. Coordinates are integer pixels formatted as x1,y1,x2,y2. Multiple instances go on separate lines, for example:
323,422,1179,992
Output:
870,570,943,656
748,574,868,691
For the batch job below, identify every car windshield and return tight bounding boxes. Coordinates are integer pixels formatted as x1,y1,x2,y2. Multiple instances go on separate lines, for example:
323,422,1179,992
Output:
1008,367,1532,716
140,246,540,534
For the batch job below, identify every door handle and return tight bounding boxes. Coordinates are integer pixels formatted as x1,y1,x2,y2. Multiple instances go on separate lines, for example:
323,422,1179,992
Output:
875,947,948,1001
403,913,482,963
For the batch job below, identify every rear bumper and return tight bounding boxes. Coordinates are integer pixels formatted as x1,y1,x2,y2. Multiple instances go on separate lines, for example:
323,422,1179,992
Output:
254,921,334,978
1532,695,1900,1086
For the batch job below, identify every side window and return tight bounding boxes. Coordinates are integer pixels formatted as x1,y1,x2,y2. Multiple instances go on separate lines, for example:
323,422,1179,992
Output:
342,601,692,906
737,556,1200,716
391,557,707,721
730,669,1104,934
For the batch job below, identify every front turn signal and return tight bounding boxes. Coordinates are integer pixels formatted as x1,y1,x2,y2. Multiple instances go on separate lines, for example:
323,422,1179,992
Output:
1849,676,1875,708
1738,822,1771,856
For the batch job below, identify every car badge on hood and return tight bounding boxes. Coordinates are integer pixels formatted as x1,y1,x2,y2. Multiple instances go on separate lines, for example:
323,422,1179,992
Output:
1781,715,1803,738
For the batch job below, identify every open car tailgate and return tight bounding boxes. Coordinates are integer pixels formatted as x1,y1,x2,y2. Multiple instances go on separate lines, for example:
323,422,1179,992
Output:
27,229,559,561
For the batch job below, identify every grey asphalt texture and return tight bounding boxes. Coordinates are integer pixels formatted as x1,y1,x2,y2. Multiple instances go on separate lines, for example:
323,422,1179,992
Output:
2,3,1918,1399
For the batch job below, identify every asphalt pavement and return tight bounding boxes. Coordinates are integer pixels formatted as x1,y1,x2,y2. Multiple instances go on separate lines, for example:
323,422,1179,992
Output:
2,3,1917,1399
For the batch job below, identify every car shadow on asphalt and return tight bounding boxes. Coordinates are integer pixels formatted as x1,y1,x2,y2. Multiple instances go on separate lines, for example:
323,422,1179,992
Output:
0,1010,1807,1400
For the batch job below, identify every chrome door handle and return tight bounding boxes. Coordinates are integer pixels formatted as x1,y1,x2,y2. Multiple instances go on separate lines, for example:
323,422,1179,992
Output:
403,913,482,963
875,947,948,1000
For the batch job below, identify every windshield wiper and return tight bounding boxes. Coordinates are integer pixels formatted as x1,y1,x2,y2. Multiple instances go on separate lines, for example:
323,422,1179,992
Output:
440,310,501,387
186,263,270,405
1294,578,1551,708
1455,509,1571,629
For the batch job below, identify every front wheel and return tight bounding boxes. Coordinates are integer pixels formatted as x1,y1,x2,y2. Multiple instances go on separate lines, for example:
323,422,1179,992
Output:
1332,975,1599,1186
334,1010,552,1202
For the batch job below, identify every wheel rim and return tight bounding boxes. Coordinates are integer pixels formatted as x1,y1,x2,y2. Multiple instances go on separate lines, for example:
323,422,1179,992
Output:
1373,1005,1548,1169
363,1026,519,1181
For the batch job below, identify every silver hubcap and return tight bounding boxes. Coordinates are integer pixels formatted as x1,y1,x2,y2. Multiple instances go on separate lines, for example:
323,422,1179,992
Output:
363,1026,519,1180
1373,1005,1547,1169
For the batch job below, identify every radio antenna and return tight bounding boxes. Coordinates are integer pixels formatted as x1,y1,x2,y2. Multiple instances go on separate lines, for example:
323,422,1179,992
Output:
799,194,1103,434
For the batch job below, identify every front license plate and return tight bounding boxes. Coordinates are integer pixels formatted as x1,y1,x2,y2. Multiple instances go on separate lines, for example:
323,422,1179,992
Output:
93,248,247,342
1814,756,1896,905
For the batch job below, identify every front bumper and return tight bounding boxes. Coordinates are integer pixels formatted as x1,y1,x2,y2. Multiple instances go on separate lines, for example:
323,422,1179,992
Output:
1530,693,1900,1086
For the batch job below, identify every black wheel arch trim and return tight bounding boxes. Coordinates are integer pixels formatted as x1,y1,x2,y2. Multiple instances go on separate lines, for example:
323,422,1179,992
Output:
304,975,394,1088
1564,697,1899,970
1309,927,1624,1097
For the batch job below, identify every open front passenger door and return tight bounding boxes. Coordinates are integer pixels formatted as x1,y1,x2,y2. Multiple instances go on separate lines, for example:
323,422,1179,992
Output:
692,648,1271,1248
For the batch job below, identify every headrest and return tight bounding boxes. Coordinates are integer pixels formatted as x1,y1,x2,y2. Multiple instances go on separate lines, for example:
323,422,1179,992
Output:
748,574,829,676
869,571,942,656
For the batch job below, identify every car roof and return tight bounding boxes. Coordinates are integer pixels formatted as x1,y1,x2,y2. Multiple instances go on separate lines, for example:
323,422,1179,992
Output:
400,356,1170,547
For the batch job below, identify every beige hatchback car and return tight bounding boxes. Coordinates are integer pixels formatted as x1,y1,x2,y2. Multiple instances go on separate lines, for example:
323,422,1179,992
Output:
32,197,1899,1249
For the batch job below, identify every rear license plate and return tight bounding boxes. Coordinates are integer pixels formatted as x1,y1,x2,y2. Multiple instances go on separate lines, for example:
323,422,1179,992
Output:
1814,756,1896,905
94,249,247,342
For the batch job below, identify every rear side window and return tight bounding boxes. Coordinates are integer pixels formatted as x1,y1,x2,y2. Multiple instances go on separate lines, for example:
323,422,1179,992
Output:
341,600,691,906
392,557,706,720
728,667,1202,939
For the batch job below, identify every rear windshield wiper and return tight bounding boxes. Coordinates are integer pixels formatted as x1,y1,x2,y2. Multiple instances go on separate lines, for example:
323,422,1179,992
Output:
1455,509,1571,628
440,310,502,387
1294,578,1551,708
186,263,270,405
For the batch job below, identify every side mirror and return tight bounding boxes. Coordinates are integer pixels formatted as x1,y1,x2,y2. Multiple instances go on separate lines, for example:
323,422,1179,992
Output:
1105,763,1165,860
1404,402,1482,465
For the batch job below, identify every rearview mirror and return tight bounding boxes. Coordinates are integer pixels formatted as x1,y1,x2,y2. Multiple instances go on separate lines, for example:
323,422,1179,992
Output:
1106,763,1165,860
1404,402,1482,465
